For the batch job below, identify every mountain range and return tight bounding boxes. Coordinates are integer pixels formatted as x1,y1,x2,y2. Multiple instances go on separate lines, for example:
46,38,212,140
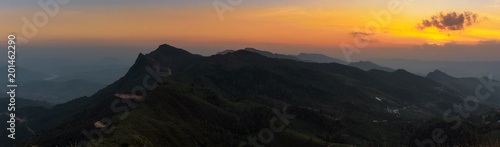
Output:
216,48,393,72
2,44,499,146
371,58,500,80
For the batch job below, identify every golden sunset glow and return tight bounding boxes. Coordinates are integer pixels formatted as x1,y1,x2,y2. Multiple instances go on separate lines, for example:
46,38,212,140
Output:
1,0,499,60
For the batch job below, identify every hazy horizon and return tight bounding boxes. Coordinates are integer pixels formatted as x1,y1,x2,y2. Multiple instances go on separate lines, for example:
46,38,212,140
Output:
2,0,500,62
2,0,500,146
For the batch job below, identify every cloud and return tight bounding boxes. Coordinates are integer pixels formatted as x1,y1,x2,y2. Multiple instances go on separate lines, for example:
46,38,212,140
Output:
351,31,375,36
416,11,486,31
351,31,377,43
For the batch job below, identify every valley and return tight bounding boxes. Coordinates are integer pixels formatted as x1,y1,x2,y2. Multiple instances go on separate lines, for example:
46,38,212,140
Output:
2,44,497,146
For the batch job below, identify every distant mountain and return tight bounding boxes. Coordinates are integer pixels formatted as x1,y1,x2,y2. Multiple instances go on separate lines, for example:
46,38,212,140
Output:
0,97,52,109
22,44,497,146
427,70,500,105
12,79,106,104
0,65,50,82
243,48,302,60
296,53,347,64
0,62,126,105
49,65,129,85
218,48,301,61
218,48,347,64
12,57,130,85
216,49,235,55
371,58,500,80
348,61,394,72
426,70,457,81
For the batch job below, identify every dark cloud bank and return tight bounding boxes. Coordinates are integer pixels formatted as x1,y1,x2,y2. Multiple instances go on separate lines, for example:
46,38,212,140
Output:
416,11,487,31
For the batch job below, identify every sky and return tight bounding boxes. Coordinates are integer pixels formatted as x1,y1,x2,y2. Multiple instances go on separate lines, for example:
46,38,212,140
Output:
1,0,500,62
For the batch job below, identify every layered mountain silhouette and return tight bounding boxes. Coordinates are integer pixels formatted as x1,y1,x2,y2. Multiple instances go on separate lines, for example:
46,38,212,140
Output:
217,48,302,61
0,65,50,82
427,70,500,105
217,48,397,73
217,48,347,64
296,53,348,64
371,58,500,81
7,44,499,146
348,61,394,72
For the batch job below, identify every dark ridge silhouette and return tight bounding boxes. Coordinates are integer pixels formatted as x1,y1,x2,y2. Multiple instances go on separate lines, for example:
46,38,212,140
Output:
17,44,500,146
348,61,394,72
296,53,347,64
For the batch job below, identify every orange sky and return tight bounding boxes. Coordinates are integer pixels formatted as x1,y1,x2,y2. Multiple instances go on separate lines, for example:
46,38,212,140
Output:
1,0,499,61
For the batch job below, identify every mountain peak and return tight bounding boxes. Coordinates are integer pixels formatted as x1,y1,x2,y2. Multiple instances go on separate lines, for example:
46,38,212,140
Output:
243,47,258,51
216,50,235,55
151,44,192,56
431,69,445,74
237,48,301,61
427,69,454,79
159,43,176,49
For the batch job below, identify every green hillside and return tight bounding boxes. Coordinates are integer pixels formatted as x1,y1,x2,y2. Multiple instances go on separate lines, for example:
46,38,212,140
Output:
17,44,500,146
